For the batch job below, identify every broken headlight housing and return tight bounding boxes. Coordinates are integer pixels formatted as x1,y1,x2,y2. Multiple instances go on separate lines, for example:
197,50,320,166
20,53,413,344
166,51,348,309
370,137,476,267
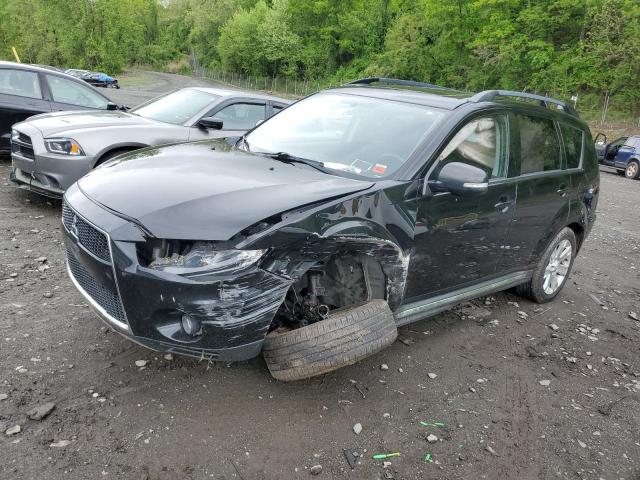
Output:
147,241,266,277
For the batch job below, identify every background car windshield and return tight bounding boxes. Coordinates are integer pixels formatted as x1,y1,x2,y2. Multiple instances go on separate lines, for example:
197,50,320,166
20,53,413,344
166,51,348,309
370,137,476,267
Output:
131,89,219,125
246,92,445,178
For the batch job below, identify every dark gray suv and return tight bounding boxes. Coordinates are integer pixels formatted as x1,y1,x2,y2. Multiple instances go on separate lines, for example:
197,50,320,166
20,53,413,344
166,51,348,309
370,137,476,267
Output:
61,78,599,381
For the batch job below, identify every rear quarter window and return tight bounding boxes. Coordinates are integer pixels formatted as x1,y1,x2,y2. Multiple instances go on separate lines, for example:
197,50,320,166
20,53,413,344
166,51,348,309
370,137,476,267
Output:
517,114,561,174
560,124,583,169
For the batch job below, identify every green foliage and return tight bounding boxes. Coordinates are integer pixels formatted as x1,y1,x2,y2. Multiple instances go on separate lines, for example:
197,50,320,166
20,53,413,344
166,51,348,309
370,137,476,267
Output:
0,0,638,114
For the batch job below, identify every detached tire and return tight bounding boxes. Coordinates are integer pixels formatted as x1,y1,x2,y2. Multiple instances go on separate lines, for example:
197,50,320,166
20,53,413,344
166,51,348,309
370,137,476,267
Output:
516,227,577,303
263,299,397,381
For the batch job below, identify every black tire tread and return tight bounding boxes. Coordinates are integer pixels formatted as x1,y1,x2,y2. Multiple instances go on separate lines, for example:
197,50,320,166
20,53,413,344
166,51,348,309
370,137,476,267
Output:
263,299,397,381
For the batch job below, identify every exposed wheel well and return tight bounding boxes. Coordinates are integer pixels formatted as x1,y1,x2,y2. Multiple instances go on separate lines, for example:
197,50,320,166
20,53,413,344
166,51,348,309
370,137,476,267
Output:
271,240,408,331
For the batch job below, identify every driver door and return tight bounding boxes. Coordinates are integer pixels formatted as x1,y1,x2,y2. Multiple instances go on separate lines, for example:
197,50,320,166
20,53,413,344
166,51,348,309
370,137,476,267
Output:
403,114,517,302
188,101,267,141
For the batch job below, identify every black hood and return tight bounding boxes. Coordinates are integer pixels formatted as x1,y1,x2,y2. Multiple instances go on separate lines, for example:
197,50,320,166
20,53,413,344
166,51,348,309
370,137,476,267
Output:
78,140,373,241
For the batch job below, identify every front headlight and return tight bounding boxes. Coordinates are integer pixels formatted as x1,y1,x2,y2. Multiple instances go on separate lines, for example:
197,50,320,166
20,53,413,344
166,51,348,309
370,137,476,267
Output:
44,138,85,156
148,242,266,276
11,130,20,142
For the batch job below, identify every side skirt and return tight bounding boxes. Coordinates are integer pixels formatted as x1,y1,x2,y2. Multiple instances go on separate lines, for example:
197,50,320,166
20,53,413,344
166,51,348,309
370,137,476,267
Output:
394,270,532,326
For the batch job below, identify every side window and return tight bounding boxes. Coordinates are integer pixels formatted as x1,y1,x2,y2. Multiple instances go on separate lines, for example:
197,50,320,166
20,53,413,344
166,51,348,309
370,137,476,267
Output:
560,124,583,169
214,103,266,130
518,115,561,174
46,75,108,109
0,69,42,99
436,115,508,179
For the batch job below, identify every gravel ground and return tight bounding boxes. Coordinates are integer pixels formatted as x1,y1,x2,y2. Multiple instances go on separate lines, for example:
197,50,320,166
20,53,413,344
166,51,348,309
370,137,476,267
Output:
1,73,639,479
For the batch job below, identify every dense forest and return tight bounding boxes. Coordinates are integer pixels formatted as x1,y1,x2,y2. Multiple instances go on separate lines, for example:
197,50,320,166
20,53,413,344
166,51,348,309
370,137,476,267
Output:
0,0,639,115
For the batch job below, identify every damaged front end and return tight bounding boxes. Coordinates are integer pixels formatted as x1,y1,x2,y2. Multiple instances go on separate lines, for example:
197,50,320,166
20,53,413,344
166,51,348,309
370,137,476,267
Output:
63,151,416,361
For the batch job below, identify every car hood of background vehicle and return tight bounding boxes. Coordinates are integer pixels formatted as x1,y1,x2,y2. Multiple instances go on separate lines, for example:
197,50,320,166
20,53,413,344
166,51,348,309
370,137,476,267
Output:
24,110,160,137
78,140,374,241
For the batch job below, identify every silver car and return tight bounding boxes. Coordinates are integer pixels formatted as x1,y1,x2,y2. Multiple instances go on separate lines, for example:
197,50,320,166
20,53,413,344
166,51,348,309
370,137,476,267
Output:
10,87,290,197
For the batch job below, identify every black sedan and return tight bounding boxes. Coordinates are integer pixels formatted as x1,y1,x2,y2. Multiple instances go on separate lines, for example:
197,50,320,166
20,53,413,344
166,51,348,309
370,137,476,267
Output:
65,69,119,88
0,61,117,156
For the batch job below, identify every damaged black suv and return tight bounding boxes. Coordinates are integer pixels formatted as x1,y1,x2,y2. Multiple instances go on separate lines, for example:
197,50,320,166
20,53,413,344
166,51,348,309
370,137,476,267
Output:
62,78,599,381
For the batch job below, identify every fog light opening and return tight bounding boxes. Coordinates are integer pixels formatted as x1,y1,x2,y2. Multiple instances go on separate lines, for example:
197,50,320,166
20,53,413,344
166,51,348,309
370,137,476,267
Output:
181,314,202,337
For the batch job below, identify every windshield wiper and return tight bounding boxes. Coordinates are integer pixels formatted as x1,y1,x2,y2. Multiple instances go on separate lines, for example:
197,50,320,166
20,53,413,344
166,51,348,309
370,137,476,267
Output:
255,151,329,174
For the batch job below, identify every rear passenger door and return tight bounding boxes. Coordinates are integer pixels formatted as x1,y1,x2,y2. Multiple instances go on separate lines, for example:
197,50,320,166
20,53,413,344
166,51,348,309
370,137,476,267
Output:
503,113,571,270
0,68,51,151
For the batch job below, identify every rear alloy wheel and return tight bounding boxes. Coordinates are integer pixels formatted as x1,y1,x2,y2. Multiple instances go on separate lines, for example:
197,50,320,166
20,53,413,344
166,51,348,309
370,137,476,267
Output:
625,161,639,179
263,299,397,381
516,227,577,303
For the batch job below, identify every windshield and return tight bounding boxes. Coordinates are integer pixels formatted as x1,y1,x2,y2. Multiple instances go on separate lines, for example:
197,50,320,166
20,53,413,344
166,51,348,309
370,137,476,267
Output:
245,92,446,178
131,89,219,125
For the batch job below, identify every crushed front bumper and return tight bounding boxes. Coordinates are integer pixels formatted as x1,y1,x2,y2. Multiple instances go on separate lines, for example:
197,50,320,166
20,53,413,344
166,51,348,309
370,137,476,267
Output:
62,185,292,361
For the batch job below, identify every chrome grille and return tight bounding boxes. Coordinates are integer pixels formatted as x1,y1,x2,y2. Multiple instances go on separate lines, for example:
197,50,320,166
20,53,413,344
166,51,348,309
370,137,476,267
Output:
16,132,31,145
62,202,111,263
67,248,126,323
11,132,34,160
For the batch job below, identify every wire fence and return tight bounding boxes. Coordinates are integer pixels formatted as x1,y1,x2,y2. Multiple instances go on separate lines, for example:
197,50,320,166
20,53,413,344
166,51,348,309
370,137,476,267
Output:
189,54,639,130
190,54,346,99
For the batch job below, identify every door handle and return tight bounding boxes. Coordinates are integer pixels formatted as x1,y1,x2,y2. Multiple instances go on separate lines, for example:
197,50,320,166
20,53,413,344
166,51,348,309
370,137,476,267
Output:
494,197,513,213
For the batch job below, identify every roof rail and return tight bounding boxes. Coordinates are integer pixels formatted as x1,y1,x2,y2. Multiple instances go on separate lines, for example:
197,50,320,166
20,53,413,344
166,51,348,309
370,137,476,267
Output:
470,90,578,117
347,77,451,90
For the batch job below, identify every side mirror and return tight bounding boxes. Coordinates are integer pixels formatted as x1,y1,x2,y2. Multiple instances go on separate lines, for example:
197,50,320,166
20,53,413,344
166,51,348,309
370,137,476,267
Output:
106,102,118,111
427,162,489,196
199,117,223,130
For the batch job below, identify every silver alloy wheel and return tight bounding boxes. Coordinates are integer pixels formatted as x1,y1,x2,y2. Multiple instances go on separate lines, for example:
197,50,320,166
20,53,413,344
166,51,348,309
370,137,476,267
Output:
626,162,638,178
542,239,572,295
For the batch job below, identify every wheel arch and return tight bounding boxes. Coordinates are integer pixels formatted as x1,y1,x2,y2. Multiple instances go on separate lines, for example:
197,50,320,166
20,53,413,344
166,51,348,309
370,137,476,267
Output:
92,143,149,167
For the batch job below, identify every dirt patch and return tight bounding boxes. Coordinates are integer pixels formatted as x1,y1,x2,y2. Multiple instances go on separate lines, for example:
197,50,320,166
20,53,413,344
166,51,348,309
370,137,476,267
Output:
1,169,639,476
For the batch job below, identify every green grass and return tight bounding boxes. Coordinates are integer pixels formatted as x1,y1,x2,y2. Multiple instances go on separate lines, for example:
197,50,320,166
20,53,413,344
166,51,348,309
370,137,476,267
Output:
117,70,158,87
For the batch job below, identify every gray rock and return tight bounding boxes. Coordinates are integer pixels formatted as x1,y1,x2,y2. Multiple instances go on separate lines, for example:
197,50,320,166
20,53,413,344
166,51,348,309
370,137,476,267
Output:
0,393,7,401
427,434,438,443
5,425,21,436
310,465,322,475
50,440,71,448
28,401,56,421
43,292,53,298
352,423,362,435
485,445,498,456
